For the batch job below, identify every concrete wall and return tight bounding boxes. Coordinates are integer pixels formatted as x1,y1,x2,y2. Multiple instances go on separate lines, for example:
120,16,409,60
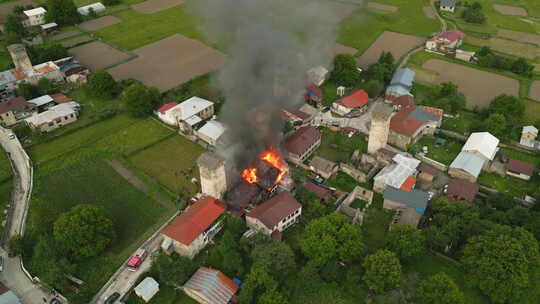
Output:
339,163,368,183
368,113,391,154
199,162,227,200
0,111,17,126
507,171,531,181
416,154,448,171
32,112,77,132
388,131,411,150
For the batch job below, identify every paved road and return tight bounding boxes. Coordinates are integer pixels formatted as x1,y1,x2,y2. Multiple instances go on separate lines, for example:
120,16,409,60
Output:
0,127,56,304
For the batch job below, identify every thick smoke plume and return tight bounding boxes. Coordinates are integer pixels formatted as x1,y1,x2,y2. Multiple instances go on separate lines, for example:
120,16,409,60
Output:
187,0,340,166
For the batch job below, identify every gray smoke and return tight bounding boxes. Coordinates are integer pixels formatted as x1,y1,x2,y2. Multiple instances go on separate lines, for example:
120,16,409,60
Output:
187,0,340,166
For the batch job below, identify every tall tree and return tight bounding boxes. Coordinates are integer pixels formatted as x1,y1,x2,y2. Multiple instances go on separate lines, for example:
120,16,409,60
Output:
122,83,160,118
417,272,465,304
217,231,245,277
252,240,296,281
4,14,28,43
87,70,121,99
301,213,364,265
362,249,402,294
238,264,279,304
258,288,288,304
46,0,82,25
386,225,426,260
461,225,540,303
53,204,115,259
153,253,197,287
483,113,507,140
488,94,524,128
330,54,361,87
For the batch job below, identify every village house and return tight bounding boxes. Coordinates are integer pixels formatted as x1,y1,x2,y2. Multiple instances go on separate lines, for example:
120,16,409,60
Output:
386,95,414,111
309,155,338,179
425,29,465,53
281,107,312,127
462,132,499,162
160,197,226,259
40,22,58,34
520,125,539,149
155,96,214,131
50,93,72,104
373,154,420,193
0,96,33,126
440,0,456,13
134,277,159,303
77,2,106,15
448,152,485,183
303,181,332,202
245,191,302,239
307,66,329,87
417,162,438,183
196,120,226,147
449,132,499,182
386,68,415,98
183,267,239,304
332,89,369,116
445,178,479,203
304,84,323,106
28,95,56,112
383,186,429,227
25,102,80,132
22,7,46,27
388,105,442,149
506,159,535,181
284,126,321,164
54,57,90,82
0,283,22,304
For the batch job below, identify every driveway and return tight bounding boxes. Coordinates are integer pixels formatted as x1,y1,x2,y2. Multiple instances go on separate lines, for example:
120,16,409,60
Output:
0,127,57,304
312,99,383,134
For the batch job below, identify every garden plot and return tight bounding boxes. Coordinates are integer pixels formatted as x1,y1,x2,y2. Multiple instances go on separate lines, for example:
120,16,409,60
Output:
108,34,225,92
465,36,538,59
69,41,131,70
367,2,397,12
357,31,425,67
61,36,93,48
332,43,357,56
79,15,121,31
493,4,527,16
326,0,358,21
422,59,520,108
423,6,436,19
0,0,32,16
131,0,184,14
497,29,540,45
530,81,540,101
51,30,81,41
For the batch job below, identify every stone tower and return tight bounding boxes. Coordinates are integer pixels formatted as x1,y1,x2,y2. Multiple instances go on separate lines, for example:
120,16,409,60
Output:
197,152,227,200
368,103,394,154
7,44,32,71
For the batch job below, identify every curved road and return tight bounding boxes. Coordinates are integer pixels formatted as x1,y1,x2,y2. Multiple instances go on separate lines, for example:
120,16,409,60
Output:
0,127,57,304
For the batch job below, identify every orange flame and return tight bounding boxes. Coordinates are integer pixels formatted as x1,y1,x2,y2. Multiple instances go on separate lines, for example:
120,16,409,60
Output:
260,149,287,184
242,168,259,184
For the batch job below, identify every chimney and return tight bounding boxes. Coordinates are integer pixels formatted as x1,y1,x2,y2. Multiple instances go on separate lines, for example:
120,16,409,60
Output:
368,103,394,154
197,152,227,200
7,44,32,71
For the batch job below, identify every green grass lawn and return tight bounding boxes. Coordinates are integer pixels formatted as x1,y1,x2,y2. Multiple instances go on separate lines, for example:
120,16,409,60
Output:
413,135,462,165
317,128,368,163
0,149,12,183
95,7,204,51
440,111,478,135
129,135,204,194
350,199,367,209
326,171,367,193
502,148,540,166
478,171,539,198
339,0,439,54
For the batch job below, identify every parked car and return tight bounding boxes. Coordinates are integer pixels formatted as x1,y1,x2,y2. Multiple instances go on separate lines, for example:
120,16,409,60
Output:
313,175,325,184
8,134,15,140
127,249,147,271
105,292,120,304
49,298,62,304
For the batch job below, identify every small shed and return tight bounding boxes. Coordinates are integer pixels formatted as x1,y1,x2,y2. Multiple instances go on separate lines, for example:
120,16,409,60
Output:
134,277,159,303
77,2,106,15
40,22,58,34
417,163,438,183
506,159,535,181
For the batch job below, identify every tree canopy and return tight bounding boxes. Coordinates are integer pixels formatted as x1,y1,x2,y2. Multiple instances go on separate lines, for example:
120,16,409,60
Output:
330,54,361,87
46,0,82,25
417,272,464,304
122,83,160,118
300,213,364,265
87,70,121,99
386,225,425,260
4,14,28,44
238,263,280,304
484,113,507,140
461,225,540,303
53,204,115,259
251,240,296,280
488,94,524,128
153,253,197,287
362,249,402,294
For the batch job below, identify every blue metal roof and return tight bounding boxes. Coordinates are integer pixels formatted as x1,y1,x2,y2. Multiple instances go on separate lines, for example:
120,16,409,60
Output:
383,186,429,211
441,0,456,7
390,68,415,88
449,151,485,178
410,107,439,124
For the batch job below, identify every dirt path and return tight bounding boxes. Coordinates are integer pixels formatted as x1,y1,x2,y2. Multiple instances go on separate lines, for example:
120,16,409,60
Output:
105,159,172,207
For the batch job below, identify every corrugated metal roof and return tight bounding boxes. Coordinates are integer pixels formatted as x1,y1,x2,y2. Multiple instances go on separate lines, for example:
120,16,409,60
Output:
197,120,225,141
28,95,54,107
523,126,538,136
183,267,238,304
374,155,420,190
178,96,214,120
462,132,499,160
383,186,429,211
449,151,485,178
390,68,415,88
134,277,159,301
410,107,439,124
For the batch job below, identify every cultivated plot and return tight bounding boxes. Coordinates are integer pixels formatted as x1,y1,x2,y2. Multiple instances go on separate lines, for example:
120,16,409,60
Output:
464,36,538,59
0,0,33,16
497,29,540,45
367,2,398,12
326,0,358,21
357,31,425,67
332,43,357,56
108,34,225,92
423,6,436,19
493,4,527,16
530,81,540,101
61,36,93,48
422,59,520,108
131,0,184,14
69,41,131,70
51,30,81,41
79,15,122,31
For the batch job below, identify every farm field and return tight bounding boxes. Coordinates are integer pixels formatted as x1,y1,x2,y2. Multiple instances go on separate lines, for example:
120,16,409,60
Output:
525,100,540,123
0,0,32,16
129,135,204,194
131,0,185,14
497,29,540,45
530,80,540,101
367,2,397,12
79,15,122,31
464,36,538,59
492,4,527,16
108,34,225,92
339,0,438,55
325,0,359,21
357,31,425,67
69,41,131,70
421,59,520,108
478,171,539,198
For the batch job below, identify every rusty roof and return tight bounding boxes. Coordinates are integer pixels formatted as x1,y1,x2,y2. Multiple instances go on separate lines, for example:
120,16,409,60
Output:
418,163,438,176
0,96,29,114
247,191,301,229
507,159,535,177
183,267,238,304
284,126,321,156
390,106,423,137
50,93,72,104
446,178,479,203
303,182,331,200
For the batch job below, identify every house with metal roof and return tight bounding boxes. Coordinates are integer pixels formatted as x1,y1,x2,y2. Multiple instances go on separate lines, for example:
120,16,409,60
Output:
25,102,80,132
426,29,464,52
449,151,485,183
440,0,456,12
154,97,214,132
309,155,338,179
383,186,429,227
160,197,226,258
0,96,33,126
462,132,499,161
388,105,442,149
386,68,415,97
446,178,479,203
183,267,239,304
506,159,535,181
27,95,55,112
520,125,540,149
22,7,46,27
77,2,106,15
134,277,159,303
284,126,321,164
197,120,226,146
373,154,420,193
332,89,369,116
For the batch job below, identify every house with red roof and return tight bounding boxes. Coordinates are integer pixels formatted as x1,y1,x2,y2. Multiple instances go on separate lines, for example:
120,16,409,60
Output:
160,197,226,258
246,191,302,239
284,126,321,164
183,267,239,304
388,105,443,149
154,96,214,130
426,29,465,53
332,89,369,116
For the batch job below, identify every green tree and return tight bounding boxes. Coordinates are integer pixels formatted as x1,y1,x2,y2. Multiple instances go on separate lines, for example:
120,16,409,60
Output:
103,0,120,5
295,185,330,221
252,240,296,280
386,225,425,260
488,94,524,128
27,43,69,64
330,54,361,87
461,5,485,24
217,231,245,277
417,272,465,304
461,225,540,303
87,70,120,99
15,83,40,99
122,83,160,118
364,79,384,98
484,113,507,140
258,288,288,304
53,204,115,259
8,235,24,256
238,263,279,304
153,253,197,287
301,213,364,265
4,14,27,43
46,0,82,25
511,57,533,77
362,249,402,294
